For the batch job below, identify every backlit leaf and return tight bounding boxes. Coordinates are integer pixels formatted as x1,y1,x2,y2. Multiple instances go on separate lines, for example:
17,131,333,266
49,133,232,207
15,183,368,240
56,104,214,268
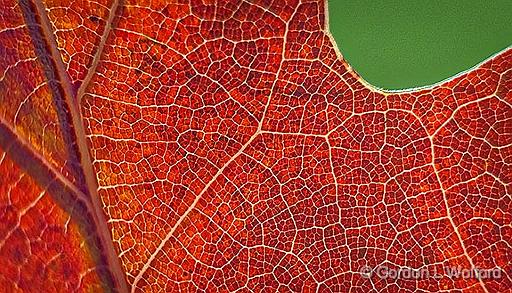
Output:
1,0,510,292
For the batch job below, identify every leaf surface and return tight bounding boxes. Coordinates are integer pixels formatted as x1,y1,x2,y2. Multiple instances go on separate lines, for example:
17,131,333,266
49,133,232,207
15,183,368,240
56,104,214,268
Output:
1,0,511,292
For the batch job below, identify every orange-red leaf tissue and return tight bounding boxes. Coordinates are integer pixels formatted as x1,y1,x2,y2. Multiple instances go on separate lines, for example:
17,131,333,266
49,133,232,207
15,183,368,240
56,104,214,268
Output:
0,0,510,292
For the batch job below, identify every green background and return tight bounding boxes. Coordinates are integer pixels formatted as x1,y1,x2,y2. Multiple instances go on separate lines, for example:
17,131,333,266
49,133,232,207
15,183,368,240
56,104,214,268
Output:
328,0,512,90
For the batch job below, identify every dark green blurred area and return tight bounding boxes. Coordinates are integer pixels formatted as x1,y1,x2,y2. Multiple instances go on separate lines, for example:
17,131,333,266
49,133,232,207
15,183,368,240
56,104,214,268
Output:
328,0,512,90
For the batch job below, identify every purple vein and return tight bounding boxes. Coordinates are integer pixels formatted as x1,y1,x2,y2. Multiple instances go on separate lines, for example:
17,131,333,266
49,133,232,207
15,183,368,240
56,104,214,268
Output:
32,0,128,291
0,117,90,205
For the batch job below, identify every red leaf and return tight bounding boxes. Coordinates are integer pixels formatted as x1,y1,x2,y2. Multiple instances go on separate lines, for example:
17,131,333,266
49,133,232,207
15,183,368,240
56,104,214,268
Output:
1,0,511,292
